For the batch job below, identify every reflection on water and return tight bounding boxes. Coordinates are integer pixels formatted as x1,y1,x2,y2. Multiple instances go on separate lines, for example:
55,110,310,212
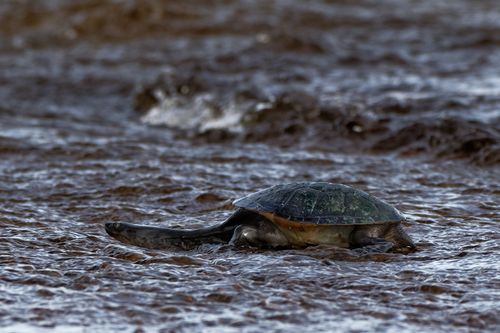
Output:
1,0,499,332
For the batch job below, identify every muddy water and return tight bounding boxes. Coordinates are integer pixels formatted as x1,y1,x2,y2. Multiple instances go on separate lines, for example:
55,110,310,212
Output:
1,0,499,332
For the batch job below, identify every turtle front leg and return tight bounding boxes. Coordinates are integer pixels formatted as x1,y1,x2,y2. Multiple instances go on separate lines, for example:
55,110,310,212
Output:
229,220,289,249
350,224,416,254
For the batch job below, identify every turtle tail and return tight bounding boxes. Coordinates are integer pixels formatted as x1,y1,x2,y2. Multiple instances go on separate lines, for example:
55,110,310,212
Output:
104,222,236,250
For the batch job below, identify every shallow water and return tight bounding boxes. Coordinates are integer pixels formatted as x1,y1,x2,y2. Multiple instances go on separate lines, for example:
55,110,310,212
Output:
1,1,499,332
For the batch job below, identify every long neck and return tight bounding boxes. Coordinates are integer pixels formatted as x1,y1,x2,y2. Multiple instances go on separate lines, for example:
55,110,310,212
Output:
105,210,253,250
106,222,235,249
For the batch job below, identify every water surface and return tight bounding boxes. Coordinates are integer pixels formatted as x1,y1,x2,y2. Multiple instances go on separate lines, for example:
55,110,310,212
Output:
1,1,499,332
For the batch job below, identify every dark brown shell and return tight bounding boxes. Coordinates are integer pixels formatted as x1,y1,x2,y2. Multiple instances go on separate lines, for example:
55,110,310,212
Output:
233,182,404,225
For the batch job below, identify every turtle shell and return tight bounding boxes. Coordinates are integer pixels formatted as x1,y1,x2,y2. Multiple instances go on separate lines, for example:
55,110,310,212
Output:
233,182,404,225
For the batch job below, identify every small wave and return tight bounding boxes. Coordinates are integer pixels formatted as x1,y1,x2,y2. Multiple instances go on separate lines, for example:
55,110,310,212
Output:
135,71,500,166
372,118,500,165
140,90,245,134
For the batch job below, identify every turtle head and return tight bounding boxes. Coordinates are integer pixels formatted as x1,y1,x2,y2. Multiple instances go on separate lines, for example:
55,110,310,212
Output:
105,222,125,236
105,222,142,244
104,222,182,248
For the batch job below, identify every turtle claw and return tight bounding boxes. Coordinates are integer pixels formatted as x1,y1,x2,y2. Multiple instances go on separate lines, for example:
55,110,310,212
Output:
351,239,394,255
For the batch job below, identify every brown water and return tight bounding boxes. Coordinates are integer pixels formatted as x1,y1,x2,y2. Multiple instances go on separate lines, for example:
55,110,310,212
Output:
1,1,499,332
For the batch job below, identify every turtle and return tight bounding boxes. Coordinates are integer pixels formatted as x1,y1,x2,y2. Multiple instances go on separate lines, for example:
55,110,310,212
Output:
105,182,415,253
